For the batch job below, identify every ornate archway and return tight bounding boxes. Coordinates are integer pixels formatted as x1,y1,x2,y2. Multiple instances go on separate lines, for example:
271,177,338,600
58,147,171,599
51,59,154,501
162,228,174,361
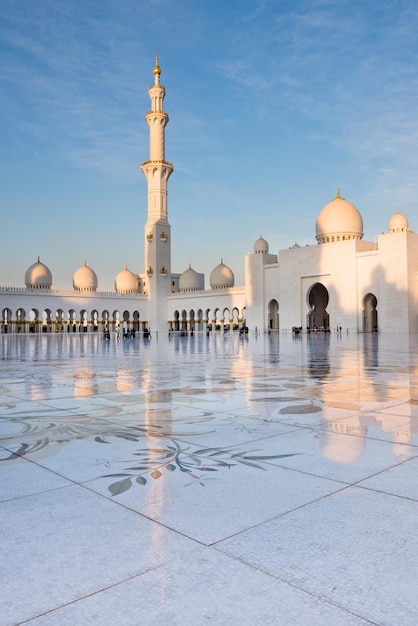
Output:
307,283,329,330
363,293,378,332
268,299,279,330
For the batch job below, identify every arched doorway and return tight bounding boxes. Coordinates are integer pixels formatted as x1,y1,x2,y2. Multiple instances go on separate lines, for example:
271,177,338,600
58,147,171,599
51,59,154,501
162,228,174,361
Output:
268,299,279,330
173,310,180,331
16,308,26,333
133,311,140,332
181,310,187,331
189,310,195,332
307,283,329,330
363,293,378,332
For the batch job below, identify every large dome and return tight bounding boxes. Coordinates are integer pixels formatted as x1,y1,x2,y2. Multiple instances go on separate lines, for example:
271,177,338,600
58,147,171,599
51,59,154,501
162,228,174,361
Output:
388,211,409,233
179,264,200,291
115,267,139,293
73,262,98,292
315,190,363,244
210,260,234,289
25,257,52,289
254,236,269,254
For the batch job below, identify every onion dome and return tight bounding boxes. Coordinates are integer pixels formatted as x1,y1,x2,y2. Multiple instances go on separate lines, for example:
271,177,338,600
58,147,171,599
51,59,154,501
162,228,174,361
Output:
254,235,269,254
388,211,409,233
179,264,200,291
210,259,234,289
25,257,52,289
315,189,363,244
115,266,139,293
73,261,98,292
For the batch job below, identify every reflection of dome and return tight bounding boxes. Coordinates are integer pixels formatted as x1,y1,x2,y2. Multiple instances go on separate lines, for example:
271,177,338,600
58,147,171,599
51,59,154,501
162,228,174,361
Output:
115,267,139,293
254,236,269,254
73,261,98,292
210,260,234,289
389,211,409,233
25,257,52,289
316,189,363,244
179,264,200,291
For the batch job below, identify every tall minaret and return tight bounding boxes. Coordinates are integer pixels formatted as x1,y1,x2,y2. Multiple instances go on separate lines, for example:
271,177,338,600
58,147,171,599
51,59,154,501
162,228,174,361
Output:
141,55,173,332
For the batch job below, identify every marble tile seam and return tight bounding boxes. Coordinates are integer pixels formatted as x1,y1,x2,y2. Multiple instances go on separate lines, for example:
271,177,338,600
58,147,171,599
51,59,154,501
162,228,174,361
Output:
354,482,418,503
11,555,197,626
210,549,380,626
208,483,350,548
78,479,213,547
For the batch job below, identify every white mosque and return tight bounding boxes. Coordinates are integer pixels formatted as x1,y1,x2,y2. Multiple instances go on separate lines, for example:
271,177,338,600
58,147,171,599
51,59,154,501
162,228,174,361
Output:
1,56,418,335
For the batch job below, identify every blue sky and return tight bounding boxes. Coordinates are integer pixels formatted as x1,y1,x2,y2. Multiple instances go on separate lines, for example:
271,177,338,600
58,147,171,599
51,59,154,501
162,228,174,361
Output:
1,0,418,289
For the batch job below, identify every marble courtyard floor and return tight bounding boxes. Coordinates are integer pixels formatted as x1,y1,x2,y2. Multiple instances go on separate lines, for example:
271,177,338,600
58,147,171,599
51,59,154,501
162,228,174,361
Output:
1,331,417,625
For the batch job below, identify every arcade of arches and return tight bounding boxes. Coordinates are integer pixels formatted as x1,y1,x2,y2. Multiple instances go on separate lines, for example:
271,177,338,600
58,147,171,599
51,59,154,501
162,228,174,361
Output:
0,291,380,334
1,308,145,334
170,307,246,332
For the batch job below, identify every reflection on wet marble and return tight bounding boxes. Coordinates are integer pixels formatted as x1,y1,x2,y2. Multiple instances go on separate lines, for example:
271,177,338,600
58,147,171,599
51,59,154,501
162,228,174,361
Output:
1,332,418,625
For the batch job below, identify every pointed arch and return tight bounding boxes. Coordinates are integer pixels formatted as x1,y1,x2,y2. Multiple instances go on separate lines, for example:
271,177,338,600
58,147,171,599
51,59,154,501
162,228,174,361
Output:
307,283,329,330
363,293,378,332
268,299,279,330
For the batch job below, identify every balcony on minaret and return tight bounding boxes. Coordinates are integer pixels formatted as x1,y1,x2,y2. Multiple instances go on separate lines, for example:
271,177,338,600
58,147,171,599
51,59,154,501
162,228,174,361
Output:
142,159,173,168
147,233,153,241
159,232,167,242
160,267,168,276
147,267,154,275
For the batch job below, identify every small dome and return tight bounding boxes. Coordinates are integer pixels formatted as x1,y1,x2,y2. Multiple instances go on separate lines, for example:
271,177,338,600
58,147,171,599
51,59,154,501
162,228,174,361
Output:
254,236,269,254
389,211,409,233
210,259,234,289
115,266,139,293
25,257,52,289
179,264,200,291
73,262,97,292
316,189,363,244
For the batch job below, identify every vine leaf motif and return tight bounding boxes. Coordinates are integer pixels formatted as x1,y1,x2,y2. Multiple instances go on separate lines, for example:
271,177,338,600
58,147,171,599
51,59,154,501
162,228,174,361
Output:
108,477,132,496
104,439,298,496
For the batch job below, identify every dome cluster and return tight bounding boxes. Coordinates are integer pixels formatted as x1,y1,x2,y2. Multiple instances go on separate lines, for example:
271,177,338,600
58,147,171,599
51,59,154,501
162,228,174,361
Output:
23,196,409,295
315,190,413,244
23,259,141,294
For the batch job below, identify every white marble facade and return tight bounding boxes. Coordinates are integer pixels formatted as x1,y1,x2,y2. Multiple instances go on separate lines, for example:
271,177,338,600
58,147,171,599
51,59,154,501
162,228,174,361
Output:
1,58,418,335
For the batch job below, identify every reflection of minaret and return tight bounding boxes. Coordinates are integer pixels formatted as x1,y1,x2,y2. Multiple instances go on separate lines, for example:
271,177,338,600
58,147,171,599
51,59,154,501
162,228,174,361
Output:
141,55,173,332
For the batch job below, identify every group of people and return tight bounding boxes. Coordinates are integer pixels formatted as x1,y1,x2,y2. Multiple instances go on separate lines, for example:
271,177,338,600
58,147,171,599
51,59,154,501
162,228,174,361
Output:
102,327,151,340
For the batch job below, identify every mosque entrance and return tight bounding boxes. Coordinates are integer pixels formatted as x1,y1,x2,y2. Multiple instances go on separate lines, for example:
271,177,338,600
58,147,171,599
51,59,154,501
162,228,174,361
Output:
363,293,378,332
307,283,329,330
268,299,279,330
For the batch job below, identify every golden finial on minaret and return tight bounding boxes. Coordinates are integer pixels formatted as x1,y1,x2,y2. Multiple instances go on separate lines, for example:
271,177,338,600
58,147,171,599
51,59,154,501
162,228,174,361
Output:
336,187,341,199
153,52,161,76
